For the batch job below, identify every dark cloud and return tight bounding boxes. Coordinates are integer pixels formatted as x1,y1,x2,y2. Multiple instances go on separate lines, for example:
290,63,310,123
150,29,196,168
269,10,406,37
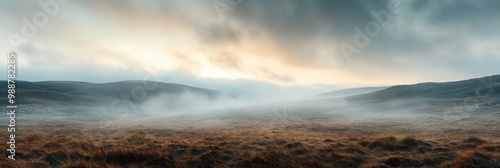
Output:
225,0,393,64
2,0,500,88
197,22,241,44
411,0,500,33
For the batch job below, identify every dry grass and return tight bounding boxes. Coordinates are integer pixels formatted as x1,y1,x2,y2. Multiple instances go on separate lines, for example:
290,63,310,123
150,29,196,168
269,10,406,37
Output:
0,123,499,168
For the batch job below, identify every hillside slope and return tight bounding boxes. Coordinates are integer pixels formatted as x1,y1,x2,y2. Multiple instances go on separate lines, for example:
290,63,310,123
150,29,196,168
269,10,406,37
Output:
0,80,226,106
349,75,500,101
317,86,387,98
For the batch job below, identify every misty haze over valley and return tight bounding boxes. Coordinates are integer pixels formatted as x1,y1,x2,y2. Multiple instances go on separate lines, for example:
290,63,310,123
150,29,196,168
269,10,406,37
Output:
1,0,500,167
2,74,499,133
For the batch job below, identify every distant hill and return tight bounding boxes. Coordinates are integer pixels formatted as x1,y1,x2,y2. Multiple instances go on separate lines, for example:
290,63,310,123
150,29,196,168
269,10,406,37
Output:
316,86,387,98
0,80,226,106
349,75,500,102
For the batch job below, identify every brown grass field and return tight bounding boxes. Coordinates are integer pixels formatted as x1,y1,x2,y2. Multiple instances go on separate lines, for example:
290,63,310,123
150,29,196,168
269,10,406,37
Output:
1,121,499,168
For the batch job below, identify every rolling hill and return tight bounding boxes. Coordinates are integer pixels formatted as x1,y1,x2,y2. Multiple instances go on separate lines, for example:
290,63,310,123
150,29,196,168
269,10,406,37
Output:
349,75,500,101
0,80,227,107
316,86,387,98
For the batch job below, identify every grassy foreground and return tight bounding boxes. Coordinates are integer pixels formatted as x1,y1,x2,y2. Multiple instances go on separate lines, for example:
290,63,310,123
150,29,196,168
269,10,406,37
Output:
1,123,499,168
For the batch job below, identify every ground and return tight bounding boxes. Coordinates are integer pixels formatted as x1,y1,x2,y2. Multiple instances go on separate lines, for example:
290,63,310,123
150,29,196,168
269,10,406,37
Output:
1,120,499,168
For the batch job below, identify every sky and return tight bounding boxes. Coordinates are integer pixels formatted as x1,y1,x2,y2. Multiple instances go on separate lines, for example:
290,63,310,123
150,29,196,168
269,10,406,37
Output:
1,0,500,100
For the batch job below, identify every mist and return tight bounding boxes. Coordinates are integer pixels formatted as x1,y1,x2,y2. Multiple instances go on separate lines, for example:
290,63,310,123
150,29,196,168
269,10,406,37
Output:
91,88,480,131
9,77,497,134
138,90,248,116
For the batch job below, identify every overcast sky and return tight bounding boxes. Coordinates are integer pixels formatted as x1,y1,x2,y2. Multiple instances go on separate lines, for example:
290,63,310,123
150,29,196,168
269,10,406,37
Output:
1,0,500,100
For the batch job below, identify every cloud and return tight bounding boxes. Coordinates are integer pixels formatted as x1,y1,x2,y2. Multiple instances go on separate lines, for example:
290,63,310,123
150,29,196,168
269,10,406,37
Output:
1,0,499,90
